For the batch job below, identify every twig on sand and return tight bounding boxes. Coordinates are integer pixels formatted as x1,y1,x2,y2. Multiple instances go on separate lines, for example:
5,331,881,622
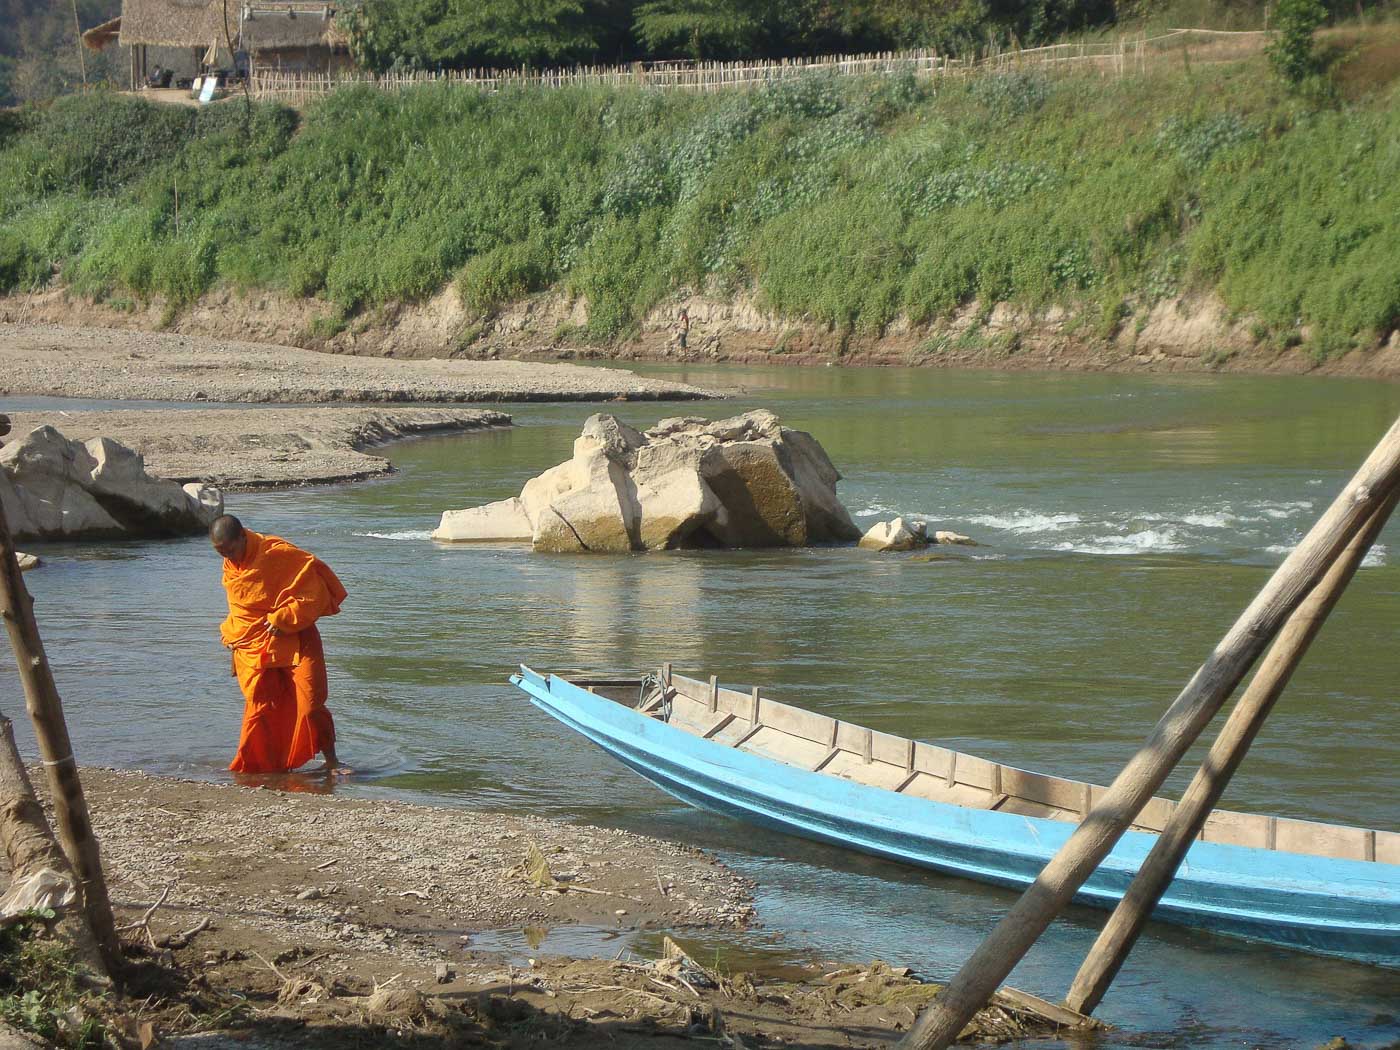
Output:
116,885,173,948
157,916,211,949
250,949,290,982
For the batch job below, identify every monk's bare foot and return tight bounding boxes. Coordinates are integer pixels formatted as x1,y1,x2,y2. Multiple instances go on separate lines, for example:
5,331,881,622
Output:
299,759,353,776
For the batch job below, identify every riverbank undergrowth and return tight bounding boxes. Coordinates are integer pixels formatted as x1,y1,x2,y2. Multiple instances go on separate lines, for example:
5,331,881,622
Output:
1,47,1398,359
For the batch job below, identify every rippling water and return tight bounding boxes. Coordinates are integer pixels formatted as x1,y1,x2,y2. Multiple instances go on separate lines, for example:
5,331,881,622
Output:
4,367,1399,1048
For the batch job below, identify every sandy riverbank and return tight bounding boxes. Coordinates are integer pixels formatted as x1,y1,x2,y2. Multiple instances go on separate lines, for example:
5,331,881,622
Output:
7,767,1079,1049
0,323,720,404
3,407,511,490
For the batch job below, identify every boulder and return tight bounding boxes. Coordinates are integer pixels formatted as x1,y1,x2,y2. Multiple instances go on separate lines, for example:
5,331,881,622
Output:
433,497,533,542
859,517,930,552
16,553,40,572
934,530,976,546
434,410,860,551
0,426,223,542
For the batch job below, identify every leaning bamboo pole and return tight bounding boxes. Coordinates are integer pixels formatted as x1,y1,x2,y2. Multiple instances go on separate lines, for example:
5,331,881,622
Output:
1064,485,1400,1015
0,430,122,975
899,412,1400,1050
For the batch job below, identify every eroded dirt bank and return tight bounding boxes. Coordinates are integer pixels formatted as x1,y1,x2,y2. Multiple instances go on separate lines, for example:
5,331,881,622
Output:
6,288,1400,379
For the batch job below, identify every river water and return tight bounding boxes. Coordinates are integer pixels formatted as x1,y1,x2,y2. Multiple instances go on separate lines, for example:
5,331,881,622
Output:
4,366,1399,1047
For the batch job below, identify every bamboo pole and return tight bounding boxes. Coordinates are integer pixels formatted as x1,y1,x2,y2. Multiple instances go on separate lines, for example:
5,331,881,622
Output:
898,413,1400,1050
0,479,123,975
1064,486,1400,1016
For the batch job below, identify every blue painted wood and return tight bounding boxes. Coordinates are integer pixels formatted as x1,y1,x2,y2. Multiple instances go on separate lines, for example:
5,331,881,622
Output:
513,667,1400,969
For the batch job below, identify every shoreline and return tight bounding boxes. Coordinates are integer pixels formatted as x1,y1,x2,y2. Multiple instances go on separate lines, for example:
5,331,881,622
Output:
4,767,1083,1049
6,289,1400,380
3,406,513,491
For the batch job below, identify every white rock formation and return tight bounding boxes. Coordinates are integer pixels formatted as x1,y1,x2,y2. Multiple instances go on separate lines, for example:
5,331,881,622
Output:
433,410,860,551
0,426,223,542
858,516,930,552
934,530,976,546
17,552,40,572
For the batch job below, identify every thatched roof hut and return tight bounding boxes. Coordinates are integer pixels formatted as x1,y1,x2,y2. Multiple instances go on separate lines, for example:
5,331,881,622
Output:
240,6,349,52
81,16,124,52
117,0,238,49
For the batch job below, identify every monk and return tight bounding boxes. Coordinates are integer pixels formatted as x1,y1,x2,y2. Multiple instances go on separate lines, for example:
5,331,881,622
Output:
211,514,349,775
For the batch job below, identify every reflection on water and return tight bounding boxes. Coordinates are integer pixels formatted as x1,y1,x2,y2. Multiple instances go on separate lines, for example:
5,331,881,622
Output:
4,366,1400,1049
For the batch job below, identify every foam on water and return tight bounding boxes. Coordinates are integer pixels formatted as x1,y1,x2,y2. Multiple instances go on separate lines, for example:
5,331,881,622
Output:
1053,527,1188,556
354,529,434,541
965,510,1082,533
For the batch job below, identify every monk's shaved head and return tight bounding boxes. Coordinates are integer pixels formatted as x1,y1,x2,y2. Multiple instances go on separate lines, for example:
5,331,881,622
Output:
210,515,248,561
210,515,244,543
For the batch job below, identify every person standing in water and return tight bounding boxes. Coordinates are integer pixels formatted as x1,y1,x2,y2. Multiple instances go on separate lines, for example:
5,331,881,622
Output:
210,514,349,775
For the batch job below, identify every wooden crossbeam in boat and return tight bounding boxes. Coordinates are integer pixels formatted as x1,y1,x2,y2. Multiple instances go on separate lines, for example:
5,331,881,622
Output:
732,722,765,748
812,748,841,772
895,771,921,793
702,713,736,739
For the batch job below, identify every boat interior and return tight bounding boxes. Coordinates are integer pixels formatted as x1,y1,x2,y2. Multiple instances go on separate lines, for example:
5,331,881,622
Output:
546,665,1399,867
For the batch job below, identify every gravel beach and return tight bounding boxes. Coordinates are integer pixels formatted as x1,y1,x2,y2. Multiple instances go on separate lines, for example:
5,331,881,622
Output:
0,323,720,404
3,406,511,489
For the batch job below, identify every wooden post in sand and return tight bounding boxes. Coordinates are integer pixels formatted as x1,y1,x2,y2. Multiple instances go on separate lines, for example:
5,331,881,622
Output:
0,421,123,973
0,715,109,981
1064,486,1400,1015
899,413,1400,1050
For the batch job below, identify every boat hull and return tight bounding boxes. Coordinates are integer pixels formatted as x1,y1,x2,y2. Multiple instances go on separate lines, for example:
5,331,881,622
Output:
513,667,1400,969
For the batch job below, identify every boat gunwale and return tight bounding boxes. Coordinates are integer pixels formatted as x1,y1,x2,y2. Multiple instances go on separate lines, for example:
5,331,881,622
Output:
562,667,1397,867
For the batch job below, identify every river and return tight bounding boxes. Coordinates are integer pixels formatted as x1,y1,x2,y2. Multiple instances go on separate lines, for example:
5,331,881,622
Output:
4,365,1399,1048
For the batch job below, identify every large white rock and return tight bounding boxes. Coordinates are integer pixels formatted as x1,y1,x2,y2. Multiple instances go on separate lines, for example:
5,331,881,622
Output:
1,426,223,542
433,497,534,542
17,552,40,572
435,410,860,552
859,517,930,552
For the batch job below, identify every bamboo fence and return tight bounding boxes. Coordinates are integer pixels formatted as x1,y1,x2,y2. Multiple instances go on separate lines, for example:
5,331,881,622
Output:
249,28,1270,106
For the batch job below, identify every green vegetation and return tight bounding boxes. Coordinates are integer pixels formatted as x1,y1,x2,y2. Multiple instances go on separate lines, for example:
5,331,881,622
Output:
0,913,106,1048
0,0,121,106
2,48,1399,357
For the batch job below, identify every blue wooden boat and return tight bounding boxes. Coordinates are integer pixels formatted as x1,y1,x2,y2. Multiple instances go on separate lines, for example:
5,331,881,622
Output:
511,664,1400,969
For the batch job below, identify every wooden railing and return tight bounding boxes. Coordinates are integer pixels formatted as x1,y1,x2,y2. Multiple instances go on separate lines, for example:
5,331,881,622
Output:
248,28,1269,105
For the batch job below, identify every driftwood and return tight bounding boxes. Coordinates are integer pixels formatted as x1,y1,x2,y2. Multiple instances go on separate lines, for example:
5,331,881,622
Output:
0,715,108,983
0,496,123,973
1065,487,1400,1014
899,412,1400,1050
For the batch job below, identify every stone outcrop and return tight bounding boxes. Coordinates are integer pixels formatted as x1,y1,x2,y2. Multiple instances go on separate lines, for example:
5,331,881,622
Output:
859,517,929,552
17,552,40,572
433,410,861,552
1,426,223,542
858,519,978,552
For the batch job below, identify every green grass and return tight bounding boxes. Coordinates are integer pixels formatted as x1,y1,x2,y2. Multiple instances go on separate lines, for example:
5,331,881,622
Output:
0,914,106,1049
2,57,1399,357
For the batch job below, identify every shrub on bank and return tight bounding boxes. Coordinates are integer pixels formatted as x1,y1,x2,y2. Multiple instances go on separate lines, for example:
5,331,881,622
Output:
0,64,1397,357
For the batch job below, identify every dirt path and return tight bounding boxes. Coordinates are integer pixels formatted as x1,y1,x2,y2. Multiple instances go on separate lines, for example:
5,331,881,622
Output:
0,323,720,404
3,406,510,489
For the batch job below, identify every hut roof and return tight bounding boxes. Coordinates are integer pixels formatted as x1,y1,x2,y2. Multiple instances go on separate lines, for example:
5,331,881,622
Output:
240,5,347,50
118,0,234,48
82,15,124,51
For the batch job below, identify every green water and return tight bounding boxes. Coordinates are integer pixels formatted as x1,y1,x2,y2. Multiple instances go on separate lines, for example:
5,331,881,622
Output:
4,367,1399,1047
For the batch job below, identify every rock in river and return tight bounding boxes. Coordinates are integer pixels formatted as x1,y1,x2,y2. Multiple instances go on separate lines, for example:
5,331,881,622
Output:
858,516,929,552
433,410,861,552
1,425,223,542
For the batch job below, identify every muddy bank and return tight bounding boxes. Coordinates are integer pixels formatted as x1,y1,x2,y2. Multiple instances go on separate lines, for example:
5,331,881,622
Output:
7,287,1400,379
0,323,720,404
11,768,1089,1049
3,406,510,490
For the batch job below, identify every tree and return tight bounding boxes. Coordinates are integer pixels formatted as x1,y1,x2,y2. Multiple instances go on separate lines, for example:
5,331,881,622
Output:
632,0,767,59
344,0,601,72
1267,0,1327,86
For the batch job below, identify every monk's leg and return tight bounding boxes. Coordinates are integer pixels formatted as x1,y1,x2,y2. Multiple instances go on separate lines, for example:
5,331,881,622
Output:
288,626,342,772
229,661,298,774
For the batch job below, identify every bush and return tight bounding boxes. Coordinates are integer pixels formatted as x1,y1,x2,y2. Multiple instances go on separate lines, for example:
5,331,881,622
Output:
1267,0,1328,86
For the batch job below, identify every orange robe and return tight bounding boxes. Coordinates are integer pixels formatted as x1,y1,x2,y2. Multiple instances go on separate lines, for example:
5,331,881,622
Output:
219,531,348,774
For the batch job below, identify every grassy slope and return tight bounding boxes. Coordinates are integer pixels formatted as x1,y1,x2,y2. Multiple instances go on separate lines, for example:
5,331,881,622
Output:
1,42,1398,360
